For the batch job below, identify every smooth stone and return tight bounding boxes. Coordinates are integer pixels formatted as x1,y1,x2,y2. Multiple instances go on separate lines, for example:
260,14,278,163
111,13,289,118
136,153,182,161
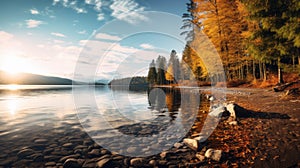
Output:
130,158,145,166
183,138,198,151
149,160,156,166
17,149,35,159
88,149,101,156
74,145,87,150
45,161,56,166
62,143,73,148
204,149,222,162
59,155,80,162
63,158,81,168
96,158,111,168
196,153,205,162
32,153,44,162
34,139,48,144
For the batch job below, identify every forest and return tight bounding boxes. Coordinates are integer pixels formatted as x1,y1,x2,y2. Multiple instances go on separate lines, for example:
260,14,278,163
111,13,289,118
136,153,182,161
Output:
147,0,300,86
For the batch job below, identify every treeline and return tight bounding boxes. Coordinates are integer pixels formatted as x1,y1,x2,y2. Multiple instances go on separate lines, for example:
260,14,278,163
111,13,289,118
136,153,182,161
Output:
180,0,300,84
147,50,182,85
109,76,148,86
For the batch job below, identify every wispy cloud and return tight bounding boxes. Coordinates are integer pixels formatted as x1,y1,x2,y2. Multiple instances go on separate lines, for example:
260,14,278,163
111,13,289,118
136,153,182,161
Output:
30,9,39,15
140,43,154,49
95,33,121,41
25,19,44,28
51,32,66,38
85,0,102,12
78,30,86,34
110,0,147,24
97,13,105,21
53,0,87,14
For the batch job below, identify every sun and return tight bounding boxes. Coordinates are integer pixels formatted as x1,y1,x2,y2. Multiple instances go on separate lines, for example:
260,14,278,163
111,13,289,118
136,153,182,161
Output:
1,56,26,75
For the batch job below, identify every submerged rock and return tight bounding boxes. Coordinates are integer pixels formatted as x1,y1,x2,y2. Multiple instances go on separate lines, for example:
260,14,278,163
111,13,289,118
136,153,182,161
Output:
17,149,35,159
63,158,81,168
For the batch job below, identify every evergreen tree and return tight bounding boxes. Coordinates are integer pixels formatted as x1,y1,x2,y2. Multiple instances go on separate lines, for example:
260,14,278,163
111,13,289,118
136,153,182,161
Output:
156,56,167,85
147,59,157,85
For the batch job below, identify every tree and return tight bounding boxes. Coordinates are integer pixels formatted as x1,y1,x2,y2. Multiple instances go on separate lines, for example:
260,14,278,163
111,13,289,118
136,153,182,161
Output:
166,50,181,84
147,59,157,85
156,56,167,85
241,0,300,84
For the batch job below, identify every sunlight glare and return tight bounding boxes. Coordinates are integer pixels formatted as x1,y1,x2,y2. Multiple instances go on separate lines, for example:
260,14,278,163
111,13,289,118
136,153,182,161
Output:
7,84,20,91
1,55,27,75
8,97,18,115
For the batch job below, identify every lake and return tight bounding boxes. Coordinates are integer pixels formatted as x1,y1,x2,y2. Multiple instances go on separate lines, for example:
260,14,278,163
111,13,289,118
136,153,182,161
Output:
0,85,208,157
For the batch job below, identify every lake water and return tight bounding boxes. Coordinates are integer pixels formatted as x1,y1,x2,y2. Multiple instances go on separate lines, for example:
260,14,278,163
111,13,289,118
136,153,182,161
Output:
0,85,207,157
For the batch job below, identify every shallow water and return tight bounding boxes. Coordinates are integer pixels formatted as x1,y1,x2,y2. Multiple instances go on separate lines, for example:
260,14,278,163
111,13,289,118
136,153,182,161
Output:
0,85,203,156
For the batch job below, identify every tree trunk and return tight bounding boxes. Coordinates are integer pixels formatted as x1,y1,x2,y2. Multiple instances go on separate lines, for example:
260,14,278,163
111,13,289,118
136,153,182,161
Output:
298,56,300,65
252,60,256,81
259,61,263,80
278,58,284,84
263,63,267,81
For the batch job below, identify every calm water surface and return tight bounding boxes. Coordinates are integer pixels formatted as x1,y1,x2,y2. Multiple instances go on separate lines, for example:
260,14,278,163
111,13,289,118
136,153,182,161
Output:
0,85,203,156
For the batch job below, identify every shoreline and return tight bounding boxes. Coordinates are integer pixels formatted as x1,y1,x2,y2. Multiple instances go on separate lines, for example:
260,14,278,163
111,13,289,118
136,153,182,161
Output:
0,87,299,167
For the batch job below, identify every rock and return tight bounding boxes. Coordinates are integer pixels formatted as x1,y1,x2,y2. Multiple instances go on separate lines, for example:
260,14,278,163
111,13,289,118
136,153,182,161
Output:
149,160,156,166
32,153,44,162
88,149,101,157
130,158,145,166
160,151,169,159
194,136,207,143
96,158,111,168
226,103,236,120
63,158,81,168
173,142,182,148
126,146,137,153
208,105,225,117
45,162,56,166
17,149,35,159
59,155,80,162
183,138,198,151
34,139,48,144
62,143,73,148
228,121,238,125
196,153,205,162
204,149,222,162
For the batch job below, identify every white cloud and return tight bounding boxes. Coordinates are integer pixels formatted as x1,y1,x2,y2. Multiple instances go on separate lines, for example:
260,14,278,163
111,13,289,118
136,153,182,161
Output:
95,33,121,41
53,0,87,14
30,9,39,15
140,43,154,49
78,30,86,34
25,19,44,28
51,32,66,38
97,13,105,21
110,0,147,24
74,7,87,14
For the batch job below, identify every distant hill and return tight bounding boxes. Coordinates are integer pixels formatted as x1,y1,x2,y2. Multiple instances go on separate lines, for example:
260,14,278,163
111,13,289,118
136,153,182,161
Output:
0,71,73,85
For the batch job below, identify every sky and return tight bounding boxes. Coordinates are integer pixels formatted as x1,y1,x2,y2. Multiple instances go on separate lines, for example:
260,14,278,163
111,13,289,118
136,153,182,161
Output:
0,0,189,82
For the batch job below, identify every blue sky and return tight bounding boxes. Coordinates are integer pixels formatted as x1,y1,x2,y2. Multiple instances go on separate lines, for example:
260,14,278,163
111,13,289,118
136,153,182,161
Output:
0,0,188,81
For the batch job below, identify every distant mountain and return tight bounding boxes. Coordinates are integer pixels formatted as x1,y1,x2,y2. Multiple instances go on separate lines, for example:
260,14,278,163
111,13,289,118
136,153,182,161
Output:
0,71,73,85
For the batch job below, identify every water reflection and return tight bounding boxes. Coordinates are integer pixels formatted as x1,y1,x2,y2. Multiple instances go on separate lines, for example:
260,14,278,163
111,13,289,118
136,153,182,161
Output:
147,87,181,122
8,96,17,115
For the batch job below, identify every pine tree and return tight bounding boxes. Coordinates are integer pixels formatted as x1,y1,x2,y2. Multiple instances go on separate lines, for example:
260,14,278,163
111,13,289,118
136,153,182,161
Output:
147,59,157,85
